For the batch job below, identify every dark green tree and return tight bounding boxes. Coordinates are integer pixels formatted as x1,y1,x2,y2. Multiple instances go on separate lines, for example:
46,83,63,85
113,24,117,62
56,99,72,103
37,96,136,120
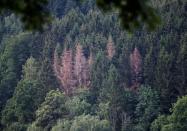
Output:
32,90,68,131
155,47,176,113
135,86,160,131
0,33,31,129
52,114,112,131
174,33,187,96
1,57,44,131
90,51,109,103
150,115,168,131
65,89,91,117
100,64,137,131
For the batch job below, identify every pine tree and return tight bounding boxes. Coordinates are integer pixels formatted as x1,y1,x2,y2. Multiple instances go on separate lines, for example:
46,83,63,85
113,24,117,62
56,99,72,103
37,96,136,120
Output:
130,47,142,89
118,45,131,88
155,47,175,113
32,90,68,131
61,48,76,94
75,44,86,86
88,52,93,66
53,47,76,95
74,44,90,88
53,46,63,88
101,64,132,131
107,35,115,59
1,57,44,131
175,35,187,95
54,44,92,94
135,86,160,131
0,33,31,130
90,51,109,103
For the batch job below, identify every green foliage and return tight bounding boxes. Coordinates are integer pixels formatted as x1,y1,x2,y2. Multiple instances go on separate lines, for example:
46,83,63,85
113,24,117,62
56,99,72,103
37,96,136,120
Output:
33,90,68,130
0,1,186,131
97,102,110,120
65,95,91,116
71,115,112,131
0,33,32,129
100,64,138,131
1,57,44,130
52,114,112,131
164,95,187,131
51,119,72,131
175,33,187,96
90,51,109,102
151,115,168,131
101,64,121,102
23,57,40,80
4,122,27,131
151,95,187,131
135,86,160,131
31,88,93,131
27,123,43,131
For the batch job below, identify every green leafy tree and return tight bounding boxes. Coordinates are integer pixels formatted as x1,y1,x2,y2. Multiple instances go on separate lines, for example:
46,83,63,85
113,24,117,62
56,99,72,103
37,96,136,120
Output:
151,95,187,131
38,33,59,93
33,90,68,131
0,33,31,129
27,123,43,131
163,95,187,131
52,114,112,131
65,89,91,116
51,119,72,131
1,57,44,131
150,115,168,131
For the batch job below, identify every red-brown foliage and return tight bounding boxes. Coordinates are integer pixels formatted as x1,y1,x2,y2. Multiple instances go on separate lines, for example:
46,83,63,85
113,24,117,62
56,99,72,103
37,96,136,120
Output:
130,47,142,89
53,44,91,95
53,48,76,94
107,36,115,59
88,52,93,66
74,44,90,87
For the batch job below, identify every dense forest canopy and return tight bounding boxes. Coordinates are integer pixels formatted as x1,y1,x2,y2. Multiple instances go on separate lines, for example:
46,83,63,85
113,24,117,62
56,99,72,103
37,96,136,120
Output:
0,0,186,131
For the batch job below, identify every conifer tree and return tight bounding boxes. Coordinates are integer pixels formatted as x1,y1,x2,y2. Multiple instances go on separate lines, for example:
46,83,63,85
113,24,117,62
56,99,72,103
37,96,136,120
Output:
74,44,90,88
53,47,76,94
1,57,44,131
32,90,68,131
101,64,130,131
61,48,76,94
90,51,109,102
130,47,142,89
175,35,187,95
107,35,115,59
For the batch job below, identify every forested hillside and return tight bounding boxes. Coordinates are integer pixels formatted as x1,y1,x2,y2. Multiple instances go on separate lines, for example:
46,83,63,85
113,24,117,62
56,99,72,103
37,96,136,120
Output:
0,0,186,131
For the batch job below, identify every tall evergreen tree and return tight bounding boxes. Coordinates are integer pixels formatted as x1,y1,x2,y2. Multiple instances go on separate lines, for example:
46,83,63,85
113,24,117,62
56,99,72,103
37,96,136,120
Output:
32,90,68,131
1,57,44,131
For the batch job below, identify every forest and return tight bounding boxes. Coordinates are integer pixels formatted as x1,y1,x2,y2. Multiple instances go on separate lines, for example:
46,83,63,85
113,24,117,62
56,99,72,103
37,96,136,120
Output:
0,0,186,131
